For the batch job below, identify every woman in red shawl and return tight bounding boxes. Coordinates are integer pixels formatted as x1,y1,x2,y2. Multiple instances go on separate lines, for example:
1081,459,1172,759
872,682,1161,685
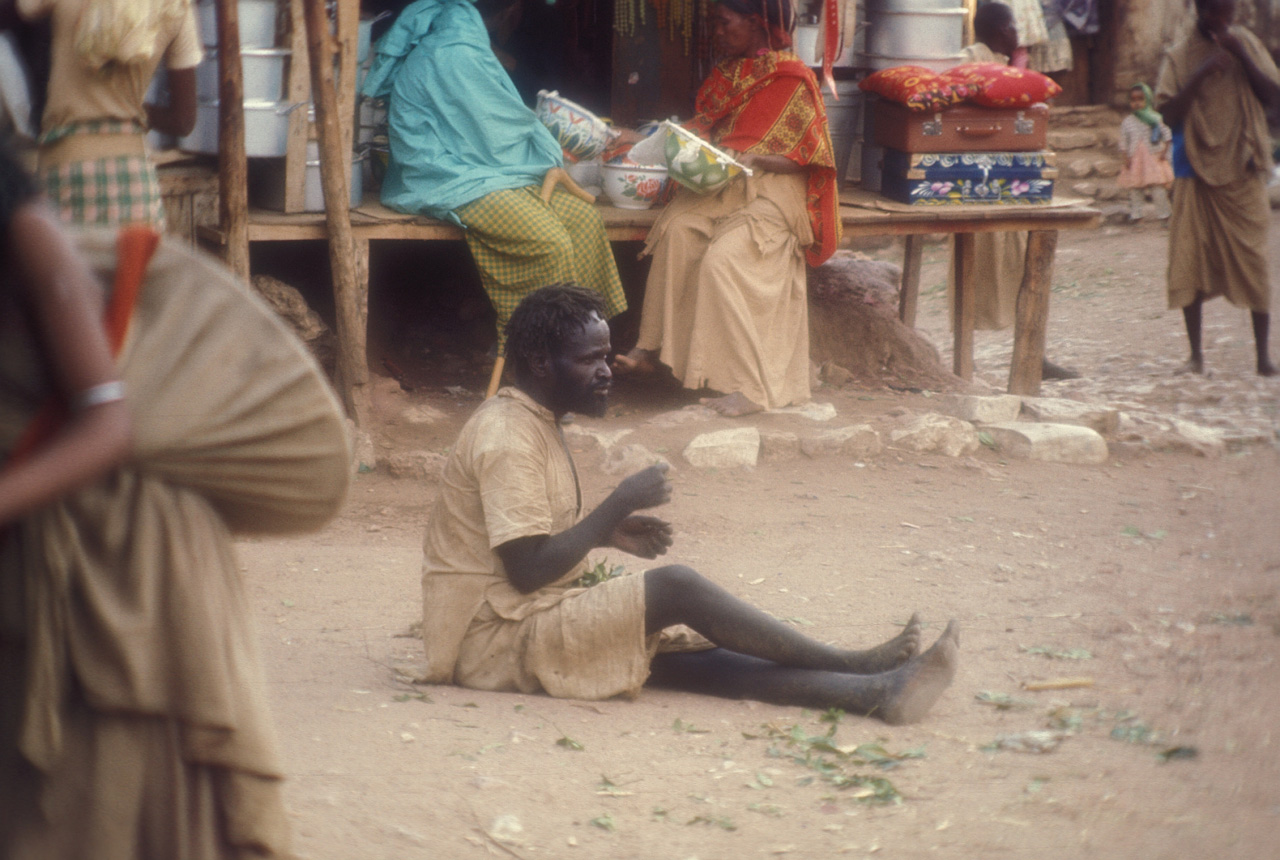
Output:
617,0,841,415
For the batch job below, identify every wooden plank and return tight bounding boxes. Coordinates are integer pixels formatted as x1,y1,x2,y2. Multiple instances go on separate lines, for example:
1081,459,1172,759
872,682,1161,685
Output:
305,0,368,424
952,232,975,380
1008,230,1059,396
215,0,249,280
899,233,923,328
284,0,312,213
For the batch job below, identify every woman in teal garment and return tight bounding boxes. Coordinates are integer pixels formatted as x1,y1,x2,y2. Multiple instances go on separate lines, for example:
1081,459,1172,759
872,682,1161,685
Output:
362,0,626,348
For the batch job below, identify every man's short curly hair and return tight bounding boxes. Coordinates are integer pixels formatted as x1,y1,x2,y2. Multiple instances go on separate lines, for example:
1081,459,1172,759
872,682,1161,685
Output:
504,285,608,381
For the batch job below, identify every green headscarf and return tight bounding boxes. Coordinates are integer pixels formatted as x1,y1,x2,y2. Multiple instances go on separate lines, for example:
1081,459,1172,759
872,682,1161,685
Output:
1131,83,1163,129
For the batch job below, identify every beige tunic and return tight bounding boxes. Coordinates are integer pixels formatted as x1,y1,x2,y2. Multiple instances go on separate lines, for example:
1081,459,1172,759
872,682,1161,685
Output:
637,172,814,410
19,0,202,133
421,388,654,699
1,231,351,859
1156,27,1277,311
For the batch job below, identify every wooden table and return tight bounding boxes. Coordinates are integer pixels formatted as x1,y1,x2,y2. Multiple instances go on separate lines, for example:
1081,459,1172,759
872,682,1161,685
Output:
201,190,1100,420
838,188,1102,395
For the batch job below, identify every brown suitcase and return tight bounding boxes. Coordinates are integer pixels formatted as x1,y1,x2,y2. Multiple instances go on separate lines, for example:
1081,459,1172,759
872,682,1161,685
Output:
870,99,1049,153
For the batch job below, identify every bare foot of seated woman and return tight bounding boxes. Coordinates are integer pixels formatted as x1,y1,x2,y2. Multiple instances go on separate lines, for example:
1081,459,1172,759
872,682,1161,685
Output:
613,348,660,375
700,391,765,417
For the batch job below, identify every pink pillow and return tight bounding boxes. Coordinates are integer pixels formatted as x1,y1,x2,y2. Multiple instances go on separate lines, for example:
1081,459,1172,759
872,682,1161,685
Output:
859,66,962,112
941,63,1061,108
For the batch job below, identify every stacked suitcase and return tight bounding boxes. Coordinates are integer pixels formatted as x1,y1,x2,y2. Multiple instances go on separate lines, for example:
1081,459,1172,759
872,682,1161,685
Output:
870,99,1057,205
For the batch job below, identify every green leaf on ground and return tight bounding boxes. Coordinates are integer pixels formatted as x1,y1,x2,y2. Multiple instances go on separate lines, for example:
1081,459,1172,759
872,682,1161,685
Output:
589,814,615,831
687,815,737,831
1020,645,1093,660
975,691,1034,710
1158,746,1199,762
556,735,584,751
673,718,710,734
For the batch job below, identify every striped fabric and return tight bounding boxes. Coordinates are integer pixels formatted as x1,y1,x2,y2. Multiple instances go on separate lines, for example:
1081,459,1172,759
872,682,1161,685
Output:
455,185,626,348
37,120,164,227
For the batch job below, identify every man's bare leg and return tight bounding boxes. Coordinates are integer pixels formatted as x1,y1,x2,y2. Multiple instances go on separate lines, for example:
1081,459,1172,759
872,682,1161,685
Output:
645,565,920,674
1177,295,1205,375
700,391,765,417
648,621,960,725
1251,311,1275,376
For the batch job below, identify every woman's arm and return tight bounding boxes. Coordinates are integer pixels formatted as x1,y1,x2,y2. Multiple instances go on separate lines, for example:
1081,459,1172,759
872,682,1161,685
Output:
0,201,132,524
737,153,804,175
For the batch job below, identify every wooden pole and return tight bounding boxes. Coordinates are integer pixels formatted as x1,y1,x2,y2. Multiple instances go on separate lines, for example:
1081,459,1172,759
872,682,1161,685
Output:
215,0,249,280
952,233,975,380
303,0,369,425
898,234,923,328
1008,229,1058,396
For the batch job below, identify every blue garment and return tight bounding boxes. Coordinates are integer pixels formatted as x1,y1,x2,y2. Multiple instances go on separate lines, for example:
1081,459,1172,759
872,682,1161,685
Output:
361,0,562,225
1170,127,1194,179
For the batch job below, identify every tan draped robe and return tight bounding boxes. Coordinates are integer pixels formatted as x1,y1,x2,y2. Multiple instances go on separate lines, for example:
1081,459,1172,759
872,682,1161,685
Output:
1156,26,1278,311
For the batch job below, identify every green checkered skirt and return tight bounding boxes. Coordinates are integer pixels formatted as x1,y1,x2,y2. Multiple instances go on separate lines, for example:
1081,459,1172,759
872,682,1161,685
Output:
37,120,165,227
455,185,626,348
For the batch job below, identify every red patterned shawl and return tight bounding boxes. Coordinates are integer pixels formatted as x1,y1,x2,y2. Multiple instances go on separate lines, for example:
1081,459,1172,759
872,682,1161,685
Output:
688,50,841,266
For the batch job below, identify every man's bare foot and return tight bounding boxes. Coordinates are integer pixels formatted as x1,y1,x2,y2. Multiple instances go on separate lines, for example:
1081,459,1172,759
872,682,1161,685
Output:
1258,359,1276,377
613,348,660,375
875,620,960,725
839,613,922,674
701,391,764,417
1174,357,1205,375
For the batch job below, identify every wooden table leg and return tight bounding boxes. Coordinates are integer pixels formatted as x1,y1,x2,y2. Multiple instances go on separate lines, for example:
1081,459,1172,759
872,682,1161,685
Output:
1009,229,1059,396
952,232,975,380
899,233,923,327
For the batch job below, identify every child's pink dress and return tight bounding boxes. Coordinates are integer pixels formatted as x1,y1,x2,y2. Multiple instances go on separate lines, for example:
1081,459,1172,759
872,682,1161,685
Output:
1117,113,1173,189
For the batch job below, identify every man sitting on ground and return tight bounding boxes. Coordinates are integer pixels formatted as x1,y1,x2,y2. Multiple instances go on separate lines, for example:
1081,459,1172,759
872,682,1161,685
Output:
417,284,959,724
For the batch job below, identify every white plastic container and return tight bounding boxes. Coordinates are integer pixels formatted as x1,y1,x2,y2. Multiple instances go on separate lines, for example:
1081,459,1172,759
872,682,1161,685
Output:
197,0,280,48
179,99,302,157
864,8,966,58
251,142,364,212
195,48,289,102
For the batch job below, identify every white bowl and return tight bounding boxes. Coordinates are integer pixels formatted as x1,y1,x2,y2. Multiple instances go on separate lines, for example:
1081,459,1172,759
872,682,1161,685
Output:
535,90,616,161
601,162,668,209
662,122,752,195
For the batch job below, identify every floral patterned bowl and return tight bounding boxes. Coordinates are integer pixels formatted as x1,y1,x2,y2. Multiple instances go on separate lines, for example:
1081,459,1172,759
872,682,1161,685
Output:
661,121,752,194
535,90,616,162
601,162,669,209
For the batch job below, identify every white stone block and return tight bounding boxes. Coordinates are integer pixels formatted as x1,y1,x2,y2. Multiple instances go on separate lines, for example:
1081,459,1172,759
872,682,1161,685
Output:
683,427,760,469
983,422,1108,464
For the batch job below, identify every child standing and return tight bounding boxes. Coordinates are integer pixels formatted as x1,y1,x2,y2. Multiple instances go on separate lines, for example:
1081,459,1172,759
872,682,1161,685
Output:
1117,83,1173,221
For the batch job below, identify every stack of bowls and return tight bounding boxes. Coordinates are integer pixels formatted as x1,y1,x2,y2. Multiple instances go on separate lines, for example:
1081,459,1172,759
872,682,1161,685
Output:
535,90,617,162
181,0,295,157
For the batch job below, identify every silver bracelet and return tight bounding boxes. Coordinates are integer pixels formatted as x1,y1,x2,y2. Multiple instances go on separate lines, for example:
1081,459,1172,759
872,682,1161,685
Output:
72,380,126,412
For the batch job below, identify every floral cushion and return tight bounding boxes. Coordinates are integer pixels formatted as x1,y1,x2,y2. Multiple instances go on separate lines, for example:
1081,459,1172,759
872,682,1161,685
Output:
941,63,1062,108
859,66,961,112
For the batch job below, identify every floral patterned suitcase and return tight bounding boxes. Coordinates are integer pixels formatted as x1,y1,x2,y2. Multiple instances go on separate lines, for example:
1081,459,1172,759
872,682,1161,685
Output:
879,148,1058,205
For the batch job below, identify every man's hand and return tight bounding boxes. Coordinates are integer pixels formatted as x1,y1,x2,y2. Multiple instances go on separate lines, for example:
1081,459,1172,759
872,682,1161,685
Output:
609,515,673,559
612,462,672,512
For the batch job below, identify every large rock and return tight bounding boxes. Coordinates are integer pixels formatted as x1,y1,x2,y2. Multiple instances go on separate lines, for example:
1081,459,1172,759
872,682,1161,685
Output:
1047,129,1098,150
801,425,882,459
1159,418,1226,457
807,252,963,391
759,429,802,463
983,422,1108,464
602,443,673,476
940,394,1022,424
889,413,980,457
683,427,760,469
1021,397,1120,434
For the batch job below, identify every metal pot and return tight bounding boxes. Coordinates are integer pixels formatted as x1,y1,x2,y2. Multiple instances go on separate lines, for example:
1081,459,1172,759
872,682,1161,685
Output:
178,99,303,157
197,0,280,48
858,52,965,72
864,8,967,59
196,48,290,102
251,145,365,212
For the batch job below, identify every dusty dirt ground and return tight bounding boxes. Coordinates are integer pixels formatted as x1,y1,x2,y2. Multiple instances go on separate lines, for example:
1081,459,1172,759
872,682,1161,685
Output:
238,212,1280,859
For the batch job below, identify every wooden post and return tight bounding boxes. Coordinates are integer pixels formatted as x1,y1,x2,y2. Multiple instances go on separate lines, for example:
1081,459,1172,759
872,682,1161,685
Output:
952,232,975,380
898,233,923,328
303,0,369,425
216,0,249,280
1008,229,1058,396
283,0,313,213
